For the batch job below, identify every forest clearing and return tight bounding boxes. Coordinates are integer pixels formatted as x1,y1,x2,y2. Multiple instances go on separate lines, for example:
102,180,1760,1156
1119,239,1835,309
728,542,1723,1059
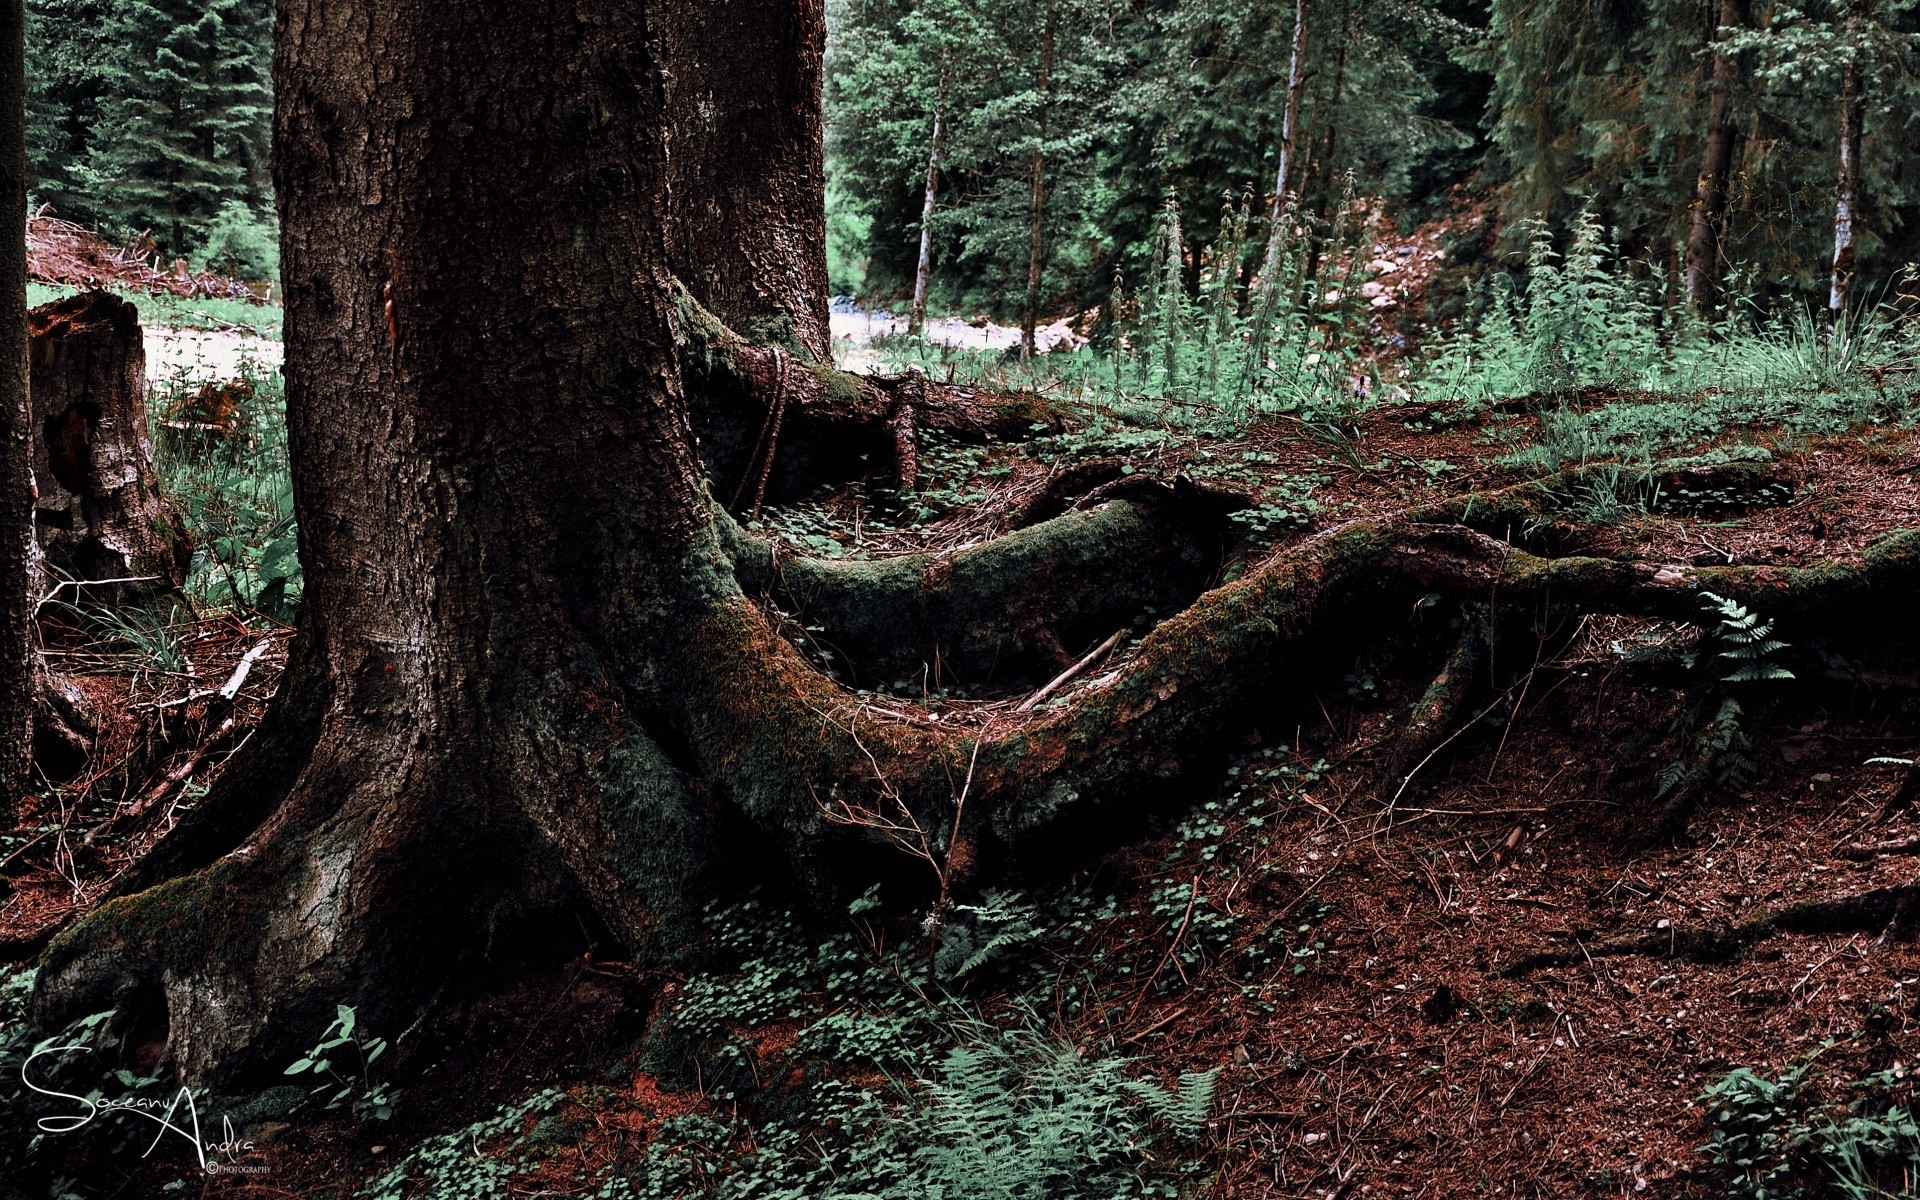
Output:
1,0,1919,1197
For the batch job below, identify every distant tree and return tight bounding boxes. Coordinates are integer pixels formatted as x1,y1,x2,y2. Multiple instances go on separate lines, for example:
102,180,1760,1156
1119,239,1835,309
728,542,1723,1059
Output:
24,0,113,225
85,0,270,257
1723,0,1920,315
828,0,1480,321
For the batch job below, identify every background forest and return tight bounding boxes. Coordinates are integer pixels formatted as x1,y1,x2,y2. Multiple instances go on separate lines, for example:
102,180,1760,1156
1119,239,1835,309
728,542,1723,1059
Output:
28,0,1920,330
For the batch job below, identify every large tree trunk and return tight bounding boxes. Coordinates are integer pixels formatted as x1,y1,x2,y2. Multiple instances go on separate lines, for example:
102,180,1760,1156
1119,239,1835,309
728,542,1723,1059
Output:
27,291,187,598
40,0,1905,1095
0,0,27,822
658,0,833,362
1683,0,1750,317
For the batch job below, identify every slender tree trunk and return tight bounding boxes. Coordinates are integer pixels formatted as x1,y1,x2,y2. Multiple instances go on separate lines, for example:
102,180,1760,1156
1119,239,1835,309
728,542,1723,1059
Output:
1019,3,1054,361
0,0,26,823
1304,3,1349,284
1245,0,1308,381
908,74,949,338
1684,0,1751,316
1829,52,1862,319
1268,0,1309,231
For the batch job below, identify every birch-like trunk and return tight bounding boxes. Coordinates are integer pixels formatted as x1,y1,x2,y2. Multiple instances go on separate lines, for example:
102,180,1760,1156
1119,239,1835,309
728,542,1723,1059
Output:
1829,54,1862,318
908,76,948,338
1020,3,1055,361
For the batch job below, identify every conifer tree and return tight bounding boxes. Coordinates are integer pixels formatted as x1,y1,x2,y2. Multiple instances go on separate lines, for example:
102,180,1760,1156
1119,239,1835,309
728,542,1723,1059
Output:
85,0,270,256
24,0,112,225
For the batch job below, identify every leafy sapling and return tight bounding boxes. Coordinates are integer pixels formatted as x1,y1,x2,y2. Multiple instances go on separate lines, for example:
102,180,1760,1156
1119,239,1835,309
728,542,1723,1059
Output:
284,1005,398,1121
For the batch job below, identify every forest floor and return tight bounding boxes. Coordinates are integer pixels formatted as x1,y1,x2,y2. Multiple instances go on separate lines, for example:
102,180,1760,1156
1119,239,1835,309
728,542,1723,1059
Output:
5,321,1920,1197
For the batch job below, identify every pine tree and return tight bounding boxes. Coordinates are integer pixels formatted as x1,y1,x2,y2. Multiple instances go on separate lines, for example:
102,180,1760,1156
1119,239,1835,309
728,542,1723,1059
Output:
25,0,114,225
85,0,270,256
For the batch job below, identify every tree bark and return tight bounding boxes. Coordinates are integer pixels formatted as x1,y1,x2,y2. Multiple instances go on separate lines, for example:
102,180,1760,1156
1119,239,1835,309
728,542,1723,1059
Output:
658,0,833,362
0,0,27,822
908,74,948,339
1829,50,1862,319
1683,0,1750,317
1019,2,1054,361
27,291,187,597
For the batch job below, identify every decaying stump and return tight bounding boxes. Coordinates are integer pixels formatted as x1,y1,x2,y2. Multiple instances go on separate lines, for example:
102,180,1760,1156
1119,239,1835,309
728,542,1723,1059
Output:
28,291,187,596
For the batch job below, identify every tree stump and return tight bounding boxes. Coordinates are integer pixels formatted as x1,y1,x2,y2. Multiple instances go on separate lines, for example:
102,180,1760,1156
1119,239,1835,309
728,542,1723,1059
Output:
28,290,187,597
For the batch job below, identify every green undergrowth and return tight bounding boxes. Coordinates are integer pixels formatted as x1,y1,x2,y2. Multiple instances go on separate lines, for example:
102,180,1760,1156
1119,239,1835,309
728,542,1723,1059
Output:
359,744,1361,1199
868,207,1918,481
148,356,300,620
364,893,1222,1200
1702,1039,1920,1200
28,281,282,338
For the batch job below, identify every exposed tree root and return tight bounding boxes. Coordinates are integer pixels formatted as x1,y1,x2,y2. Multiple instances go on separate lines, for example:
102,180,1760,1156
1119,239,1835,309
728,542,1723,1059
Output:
673,286,1066,501
1503,878,1920,976
720,481,1238,686
35,464,1920,1084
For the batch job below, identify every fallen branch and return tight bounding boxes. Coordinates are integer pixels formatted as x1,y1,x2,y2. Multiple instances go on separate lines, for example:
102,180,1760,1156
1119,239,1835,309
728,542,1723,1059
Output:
1016,628,1126,712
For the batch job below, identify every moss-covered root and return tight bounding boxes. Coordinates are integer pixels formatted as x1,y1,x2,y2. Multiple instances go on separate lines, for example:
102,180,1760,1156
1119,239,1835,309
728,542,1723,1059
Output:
964,520,1920,858
1377,604,1490,810
1502,879,1920,976
722,494,1226,685
671,282,1066,481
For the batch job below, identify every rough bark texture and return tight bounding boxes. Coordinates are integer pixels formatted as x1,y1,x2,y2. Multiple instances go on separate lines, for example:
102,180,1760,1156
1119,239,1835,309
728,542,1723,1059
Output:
1684,0,1749,315
0,0,27,821
27,292,187,596
659,0,832,362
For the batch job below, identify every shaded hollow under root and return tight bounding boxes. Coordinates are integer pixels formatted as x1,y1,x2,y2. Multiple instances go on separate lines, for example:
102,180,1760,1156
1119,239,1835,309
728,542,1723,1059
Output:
1377,604,1491,811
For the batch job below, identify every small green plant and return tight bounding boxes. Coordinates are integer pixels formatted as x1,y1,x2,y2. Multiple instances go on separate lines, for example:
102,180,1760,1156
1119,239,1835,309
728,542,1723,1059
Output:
286,1004,398,1121
1702,1050,1920,1200
1699,591,1795,684
48,597,192,676
1657,593,1795,805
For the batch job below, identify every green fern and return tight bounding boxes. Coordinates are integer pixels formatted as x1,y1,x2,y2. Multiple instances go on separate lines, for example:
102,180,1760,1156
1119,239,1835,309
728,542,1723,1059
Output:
1699,592,1795,684
1122,1067,1220,1140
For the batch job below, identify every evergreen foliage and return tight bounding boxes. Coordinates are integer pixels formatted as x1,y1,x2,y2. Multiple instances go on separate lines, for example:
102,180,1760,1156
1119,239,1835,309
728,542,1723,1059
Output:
28,0,273,263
